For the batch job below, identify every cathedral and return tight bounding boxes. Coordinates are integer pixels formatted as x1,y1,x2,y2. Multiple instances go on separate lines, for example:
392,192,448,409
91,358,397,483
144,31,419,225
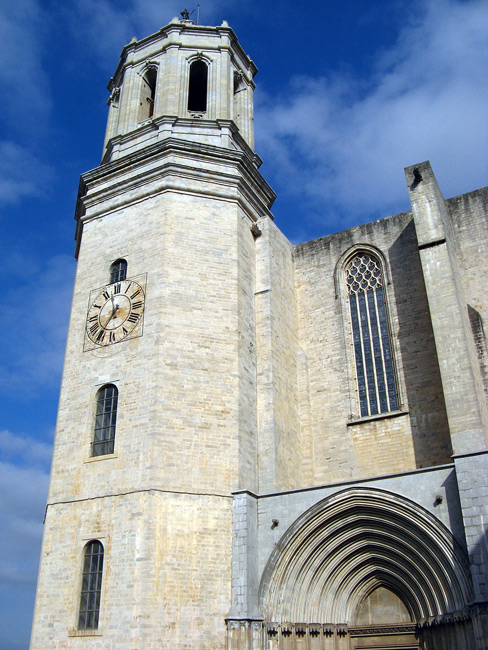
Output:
29,16,488,650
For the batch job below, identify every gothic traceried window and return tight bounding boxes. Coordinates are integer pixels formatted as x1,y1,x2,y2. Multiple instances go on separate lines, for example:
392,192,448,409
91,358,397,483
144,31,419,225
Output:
346,252,398,417
78,541,104,630
92,384,118,456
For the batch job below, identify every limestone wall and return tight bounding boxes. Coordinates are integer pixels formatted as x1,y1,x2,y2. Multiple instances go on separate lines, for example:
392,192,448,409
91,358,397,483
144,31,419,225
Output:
294,212,451,484
50,190,253,502
406,163,488,454
30,492,232,649
32,134,272,647
448,187,488,426
255,218,300,493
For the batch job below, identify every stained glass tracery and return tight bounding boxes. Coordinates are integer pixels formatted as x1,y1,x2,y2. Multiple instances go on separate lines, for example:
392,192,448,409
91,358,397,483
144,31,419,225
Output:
346,253,398,417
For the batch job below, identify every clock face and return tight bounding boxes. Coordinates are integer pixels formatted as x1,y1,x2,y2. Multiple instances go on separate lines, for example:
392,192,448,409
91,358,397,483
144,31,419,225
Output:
84,274,146,349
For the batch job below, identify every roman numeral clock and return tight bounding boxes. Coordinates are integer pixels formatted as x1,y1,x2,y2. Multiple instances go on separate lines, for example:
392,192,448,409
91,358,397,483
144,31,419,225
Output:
84,273,147,351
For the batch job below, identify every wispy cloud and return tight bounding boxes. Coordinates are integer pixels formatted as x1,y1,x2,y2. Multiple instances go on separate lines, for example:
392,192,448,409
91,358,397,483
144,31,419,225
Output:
0,0,54,206
0,0,51,135
0,430,53,469
0,433,52,646
0,429,51,588
0,464,48,608
256,0,488,233
0,141,53,207
65,0,233,66
0,254,75,395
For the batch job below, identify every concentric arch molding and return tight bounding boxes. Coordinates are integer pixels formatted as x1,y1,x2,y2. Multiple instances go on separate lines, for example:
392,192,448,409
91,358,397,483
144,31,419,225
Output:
259,486,473,625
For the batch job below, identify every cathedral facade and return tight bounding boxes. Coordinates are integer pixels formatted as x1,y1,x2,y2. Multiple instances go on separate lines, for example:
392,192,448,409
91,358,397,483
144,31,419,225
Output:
30,17,488,650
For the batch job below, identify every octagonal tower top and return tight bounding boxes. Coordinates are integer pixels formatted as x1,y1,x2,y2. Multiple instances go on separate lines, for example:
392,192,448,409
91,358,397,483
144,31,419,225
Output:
102,17,258,163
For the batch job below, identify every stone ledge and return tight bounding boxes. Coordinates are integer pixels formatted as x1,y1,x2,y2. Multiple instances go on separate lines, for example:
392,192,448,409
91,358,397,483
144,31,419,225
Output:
83,452,118,464
452,449,488,460
68,629,102,637
347,410,409,427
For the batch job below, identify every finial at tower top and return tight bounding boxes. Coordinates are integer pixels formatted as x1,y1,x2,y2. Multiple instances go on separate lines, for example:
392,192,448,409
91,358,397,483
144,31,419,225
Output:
180,8,193,23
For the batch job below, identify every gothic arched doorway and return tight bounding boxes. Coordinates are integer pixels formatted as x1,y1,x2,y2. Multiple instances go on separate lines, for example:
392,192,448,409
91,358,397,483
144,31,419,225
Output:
259,487,475,649
350,585,417,648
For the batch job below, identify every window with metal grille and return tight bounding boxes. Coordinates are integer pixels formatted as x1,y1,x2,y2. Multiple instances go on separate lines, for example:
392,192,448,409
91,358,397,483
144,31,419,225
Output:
346,253,398,417
110,259,127,284
78,541,104,630
92,384,118,457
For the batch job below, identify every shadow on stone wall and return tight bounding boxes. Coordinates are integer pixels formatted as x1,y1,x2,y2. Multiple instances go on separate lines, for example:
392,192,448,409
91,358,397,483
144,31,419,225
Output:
389,220,452,468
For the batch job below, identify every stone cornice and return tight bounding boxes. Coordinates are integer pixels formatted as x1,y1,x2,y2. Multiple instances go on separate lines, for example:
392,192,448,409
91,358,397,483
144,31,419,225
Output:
101,116,261,166
452,448,488,460
109,21,256,92
74,136,276,258
350,623,416,635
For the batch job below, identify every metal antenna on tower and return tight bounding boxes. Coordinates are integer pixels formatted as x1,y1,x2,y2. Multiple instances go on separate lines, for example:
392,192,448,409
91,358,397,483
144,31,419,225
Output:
197,4,200,24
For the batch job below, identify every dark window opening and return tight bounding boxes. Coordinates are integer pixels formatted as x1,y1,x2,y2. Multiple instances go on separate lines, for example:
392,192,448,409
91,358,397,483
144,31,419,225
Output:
188,60,208,112
78,541,104,630
110,259,127,284
139,68,157,121
92,384,118,457
234,70,244,94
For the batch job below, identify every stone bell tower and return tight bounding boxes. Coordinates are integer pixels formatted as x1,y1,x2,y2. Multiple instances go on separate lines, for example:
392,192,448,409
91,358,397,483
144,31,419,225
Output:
30,16,275,650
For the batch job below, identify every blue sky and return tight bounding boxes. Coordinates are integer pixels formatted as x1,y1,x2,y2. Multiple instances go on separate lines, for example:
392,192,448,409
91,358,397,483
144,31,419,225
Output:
1,0,487,648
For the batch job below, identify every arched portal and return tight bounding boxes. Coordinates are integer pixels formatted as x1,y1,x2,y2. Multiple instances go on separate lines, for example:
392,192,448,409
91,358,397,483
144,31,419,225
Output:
259,487,475,649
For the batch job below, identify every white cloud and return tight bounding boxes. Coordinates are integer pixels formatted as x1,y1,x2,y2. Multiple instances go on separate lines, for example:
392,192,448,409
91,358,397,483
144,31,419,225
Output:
0,141,53,207
0,0,51,135
0,254,76,395
255,0,488,232
0,1,55,207
0,430,53,469
0,450,49,650
0,431,50,644
66,0,233,67
0,446,50,587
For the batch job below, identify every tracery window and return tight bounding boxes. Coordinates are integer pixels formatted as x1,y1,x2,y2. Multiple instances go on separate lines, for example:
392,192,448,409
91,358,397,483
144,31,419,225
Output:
346,252,398,417
92,384,118,457
110,259,127,283
78,541,104,630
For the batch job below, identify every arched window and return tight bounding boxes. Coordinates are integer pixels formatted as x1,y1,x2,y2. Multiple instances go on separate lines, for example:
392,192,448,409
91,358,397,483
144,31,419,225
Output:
110,259,127,283
138,68,157,121
78,541,104,630
92,384,118,457
233,70,243,94
345,252,398,417
188,60,208,112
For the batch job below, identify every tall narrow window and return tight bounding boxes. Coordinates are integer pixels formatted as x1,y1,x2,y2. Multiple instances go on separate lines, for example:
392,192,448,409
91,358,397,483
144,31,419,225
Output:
346,252,398,417
188,60,208,112
92,384,118,456
78,541,104,630
138,68,157,121
110,259,127,283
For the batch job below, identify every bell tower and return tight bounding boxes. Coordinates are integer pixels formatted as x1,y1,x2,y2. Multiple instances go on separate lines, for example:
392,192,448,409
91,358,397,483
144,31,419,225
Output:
102,16,256,163
30,17,275,650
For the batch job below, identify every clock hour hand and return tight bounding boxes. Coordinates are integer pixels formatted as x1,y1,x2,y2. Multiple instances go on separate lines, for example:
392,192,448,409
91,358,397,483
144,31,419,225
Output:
110,294,117,320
